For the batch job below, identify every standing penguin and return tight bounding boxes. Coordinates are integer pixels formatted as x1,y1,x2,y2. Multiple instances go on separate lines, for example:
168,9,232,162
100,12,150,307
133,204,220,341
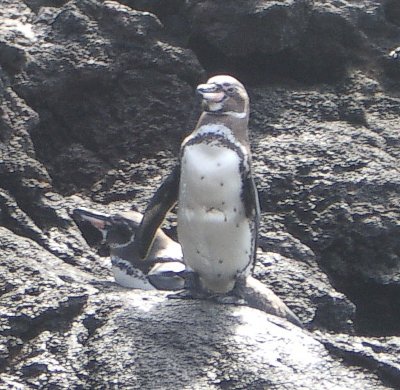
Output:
134,75,260,297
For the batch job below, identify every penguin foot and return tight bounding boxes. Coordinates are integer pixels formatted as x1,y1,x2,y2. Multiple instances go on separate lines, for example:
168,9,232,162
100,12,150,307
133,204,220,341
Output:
167,271,211,299
167,290,196,300
167,288,245,304
167,273,302,329
211,294,247,306
167,272,246,305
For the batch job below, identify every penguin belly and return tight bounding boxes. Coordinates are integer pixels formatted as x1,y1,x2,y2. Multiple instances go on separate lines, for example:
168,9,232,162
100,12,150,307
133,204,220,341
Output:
111,257,156,290
177,142,254,293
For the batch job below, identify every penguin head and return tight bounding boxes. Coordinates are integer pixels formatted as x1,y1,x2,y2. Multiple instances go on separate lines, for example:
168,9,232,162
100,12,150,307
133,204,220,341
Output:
103,216,137,247
72,208,140,248
196,75,249,117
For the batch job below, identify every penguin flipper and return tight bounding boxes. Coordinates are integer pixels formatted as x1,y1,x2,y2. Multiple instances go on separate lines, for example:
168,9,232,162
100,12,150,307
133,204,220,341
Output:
242,171,260,222
135,164,180,259
241,167,261,267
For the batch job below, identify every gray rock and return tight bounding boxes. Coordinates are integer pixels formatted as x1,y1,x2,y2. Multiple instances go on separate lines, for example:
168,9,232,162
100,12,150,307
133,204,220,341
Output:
184,0,313,57
250,73,400,333
0,0,400,388
85,296,390,390
162,0,399,83
0,228,391,389
316,332,400,388
11,0,204,194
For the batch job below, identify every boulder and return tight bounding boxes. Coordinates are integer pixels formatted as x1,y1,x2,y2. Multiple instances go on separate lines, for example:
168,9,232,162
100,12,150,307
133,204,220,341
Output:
1,0,399,388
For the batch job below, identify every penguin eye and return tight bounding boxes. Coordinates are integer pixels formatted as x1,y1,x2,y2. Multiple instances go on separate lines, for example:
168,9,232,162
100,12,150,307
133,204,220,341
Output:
226,86,236,94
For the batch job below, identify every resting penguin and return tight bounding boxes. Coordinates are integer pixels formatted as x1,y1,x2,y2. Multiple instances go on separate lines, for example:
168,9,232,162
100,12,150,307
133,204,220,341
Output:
134,75,259,296
72,207,185,290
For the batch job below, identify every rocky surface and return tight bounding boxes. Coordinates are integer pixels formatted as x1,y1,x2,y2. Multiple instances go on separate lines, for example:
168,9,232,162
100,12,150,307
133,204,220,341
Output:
1,0,400,388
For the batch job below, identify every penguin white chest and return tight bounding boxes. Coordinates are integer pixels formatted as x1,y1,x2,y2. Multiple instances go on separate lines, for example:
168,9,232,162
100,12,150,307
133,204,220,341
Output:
177,140,253,293
180,143,243,207
111,257,156,290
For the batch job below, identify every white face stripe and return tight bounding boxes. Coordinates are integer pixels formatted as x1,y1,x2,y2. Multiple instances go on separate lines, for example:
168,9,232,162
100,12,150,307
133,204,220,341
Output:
222,111,247,118
207,101,224,112
205,102,247,117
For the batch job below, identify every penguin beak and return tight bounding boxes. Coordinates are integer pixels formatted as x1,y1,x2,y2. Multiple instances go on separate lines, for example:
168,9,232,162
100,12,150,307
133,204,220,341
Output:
72,208,109,231
196,83,226,103
72,207,111,244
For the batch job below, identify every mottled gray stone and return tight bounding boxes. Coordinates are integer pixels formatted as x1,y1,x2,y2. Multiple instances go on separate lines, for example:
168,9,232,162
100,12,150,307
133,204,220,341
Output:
0,0,399,388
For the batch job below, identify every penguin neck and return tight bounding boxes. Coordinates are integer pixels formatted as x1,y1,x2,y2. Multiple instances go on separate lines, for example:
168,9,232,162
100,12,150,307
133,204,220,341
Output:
196,112,249,144
111,241,154,273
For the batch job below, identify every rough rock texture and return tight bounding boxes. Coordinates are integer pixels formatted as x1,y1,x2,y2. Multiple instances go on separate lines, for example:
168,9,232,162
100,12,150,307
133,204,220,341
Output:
250,75,400,334
1,0,400,388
